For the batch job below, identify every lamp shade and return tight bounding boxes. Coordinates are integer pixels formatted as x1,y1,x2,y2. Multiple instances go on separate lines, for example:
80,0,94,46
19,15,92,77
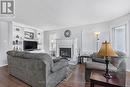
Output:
97,41,118,57
95,32,100,35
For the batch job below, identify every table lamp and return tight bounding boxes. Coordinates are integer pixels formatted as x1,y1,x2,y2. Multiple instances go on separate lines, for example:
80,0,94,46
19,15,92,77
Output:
97,41,118,79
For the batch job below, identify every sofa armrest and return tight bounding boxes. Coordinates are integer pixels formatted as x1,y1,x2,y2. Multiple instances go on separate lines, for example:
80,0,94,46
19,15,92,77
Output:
51,59,68,72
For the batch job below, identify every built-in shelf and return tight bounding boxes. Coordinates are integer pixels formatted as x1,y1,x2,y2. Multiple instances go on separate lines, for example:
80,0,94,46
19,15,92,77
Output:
12,22,43,51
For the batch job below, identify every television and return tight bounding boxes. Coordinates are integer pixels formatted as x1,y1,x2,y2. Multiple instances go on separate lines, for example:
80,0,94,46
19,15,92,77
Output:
23,41,38,51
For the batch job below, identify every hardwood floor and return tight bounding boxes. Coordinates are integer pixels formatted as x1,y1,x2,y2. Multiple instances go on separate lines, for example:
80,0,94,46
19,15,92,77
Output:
0,64,129,87
57,64,86,87
57,64,103,87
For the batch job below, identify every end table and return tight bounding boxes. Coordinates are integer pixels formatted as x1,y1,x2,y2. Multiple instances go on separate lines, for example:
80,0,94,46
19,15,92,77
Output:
90,70,125,87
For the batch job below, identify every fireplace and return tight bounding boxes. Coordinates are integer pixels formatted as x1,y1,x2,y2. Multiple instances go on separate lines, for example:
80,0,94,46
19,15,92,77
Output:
59,48,71,58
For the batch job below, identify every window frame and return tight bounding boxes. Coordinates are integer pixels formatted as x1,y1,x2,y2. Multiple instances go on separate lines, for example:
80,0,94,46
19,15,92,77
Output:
112,24,127,53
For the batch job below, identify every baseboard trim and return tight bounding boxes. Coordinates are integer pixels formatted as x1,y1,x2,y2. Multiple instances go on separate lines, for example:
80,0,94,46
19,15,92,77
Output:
126,69,130,72
0,64,8,67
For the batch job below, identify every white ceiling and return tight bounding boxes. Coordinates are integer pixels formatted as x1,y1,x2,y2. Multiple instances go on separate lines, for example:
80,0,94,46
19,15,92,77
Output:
14,0,130,30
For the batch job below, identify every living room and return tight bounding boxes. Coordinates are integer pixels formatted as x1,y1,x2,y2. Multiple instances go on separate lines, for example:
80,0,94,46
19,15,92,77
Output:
0,0,130,87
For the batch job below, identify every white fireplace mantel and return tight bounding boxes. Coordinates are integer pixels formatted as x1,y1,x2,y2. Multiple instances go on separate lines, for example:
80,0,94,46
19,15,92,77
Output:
55,38,78,64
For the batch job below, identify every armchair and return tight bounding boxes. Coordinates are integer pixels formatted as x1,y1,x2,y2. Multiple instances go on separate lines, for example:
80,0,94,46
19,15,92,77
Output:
85,51,126,86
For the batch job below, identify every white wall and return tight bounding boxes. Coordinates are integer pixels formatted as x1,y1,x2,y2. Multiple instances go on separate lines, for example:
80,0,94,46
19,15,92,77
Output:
44,14,130,71
44,27,82,53
44,22,109,54
0,21,12,67
129,16,130,71
81,22,109,53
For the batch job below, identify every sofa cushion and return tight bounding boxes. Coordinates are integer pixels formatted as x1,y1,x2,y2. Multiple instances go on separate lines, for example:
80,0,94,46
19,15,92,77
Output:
51,59,68,72
86,62,117,72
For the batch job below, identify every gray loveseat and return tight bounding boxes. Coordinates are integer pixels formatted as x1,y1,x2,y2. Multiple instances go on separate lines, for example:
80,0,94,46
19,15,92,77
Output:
85,51,126,86
7,51,69,87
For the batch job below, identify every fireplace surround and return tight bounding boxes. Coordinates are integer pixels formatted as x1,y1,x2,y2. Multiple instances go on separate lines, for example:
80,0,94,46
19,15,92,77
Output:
59,48,71,58
55,39,78,64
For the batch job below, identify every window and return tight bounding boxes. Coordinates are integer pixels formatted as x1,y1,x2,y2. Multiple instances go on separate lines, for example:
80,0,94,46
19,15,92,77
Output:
113,25,126,52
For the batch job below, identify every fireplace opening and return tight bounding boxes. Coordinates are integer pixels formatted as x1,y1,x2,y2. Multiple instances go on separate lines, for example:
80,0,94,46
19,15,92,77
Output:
59,48,71,58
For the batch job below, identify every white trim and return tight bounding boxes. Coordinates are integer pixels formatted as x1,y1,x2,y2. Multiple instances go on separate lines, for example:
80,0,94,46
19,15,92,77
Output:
126,69,130,72
0,64,8,67
112,24,127,52
111,22,129,56
13,22,43,31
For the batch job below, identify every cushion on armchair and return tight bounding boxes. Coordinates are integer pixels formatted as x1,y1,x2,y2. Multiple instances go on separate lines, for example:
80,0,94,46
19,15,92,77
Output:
86,62,117,72
110,51,126,68
116,51,127,57
90,52,106,63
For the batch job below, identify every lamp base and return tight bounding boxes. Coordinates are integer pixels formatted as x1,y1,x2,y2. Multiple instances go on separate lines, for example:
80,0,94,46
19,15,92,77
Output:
104,73,112,79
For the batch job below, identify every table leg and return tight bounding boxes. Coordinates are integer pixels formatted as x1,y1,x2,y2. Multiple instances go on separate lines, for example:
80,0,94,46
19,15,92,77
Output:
81,57,82,63
81,57,83,63
78,56,81,64
90,81,94,87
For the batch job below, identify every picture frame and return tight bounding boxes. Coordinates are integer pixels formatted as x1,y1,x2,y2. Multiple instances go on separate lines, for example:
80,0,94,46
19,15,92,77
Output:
24,31,34,39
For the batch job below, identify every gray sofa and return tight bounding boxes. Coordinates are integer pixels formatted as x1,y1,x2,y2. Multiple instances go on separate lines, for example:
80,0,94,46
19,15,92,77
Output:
7,51,69,87
85,51,126,86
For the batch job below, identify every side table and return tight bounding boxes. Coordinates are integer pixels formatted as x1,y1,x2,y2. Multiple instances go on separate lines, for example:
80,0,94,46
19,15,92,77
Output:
90,70,124,87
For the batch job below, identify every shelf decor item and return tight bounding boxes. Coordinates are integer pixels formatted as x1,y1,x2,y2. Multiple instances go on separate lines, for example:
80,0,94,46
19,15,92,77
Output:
16,28,20,31
97,41,118,79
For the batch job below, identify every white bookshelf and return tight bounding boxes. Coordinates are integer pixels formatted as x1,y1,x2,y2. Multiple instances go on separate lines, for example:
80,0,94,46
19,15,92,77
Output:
12,22,43,51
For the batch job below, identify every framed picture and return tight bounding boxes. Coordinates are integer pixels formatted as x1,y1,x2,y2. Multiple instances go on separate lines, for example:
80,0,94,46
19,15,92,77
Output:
24,31,34,39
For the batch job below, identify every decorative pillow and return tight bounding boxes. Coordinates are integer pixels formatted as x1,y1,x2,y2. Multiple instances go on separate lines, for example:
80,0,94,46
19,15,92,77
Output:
53,58,61,63
116,51,126,57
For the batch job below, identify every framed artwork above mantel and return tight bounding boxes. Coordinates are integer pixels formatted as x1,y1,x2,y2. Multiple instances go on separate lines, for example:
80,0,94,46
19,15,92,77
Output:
24,31,34,39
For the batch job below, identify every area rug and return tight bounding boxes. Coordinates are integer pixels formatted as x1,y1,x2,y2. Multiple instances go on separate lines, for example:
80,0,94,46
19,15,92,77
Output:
65,64,77,80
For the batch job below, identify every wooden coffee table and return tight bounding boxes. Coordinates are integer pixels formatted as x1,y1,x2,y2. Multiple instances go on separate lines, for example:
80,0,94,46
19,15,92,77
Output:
90,70,124,87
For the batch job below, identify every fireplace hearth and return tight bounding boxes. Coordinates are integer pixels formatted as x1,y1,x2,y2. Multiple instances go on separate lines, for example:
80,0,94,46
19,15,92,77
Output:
59,48,71,58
